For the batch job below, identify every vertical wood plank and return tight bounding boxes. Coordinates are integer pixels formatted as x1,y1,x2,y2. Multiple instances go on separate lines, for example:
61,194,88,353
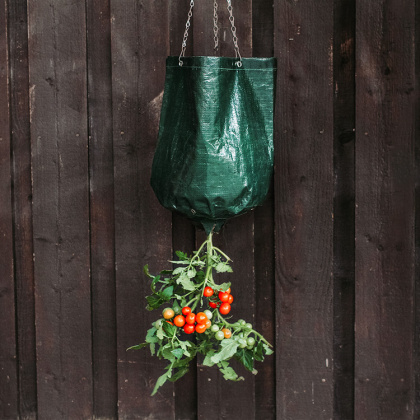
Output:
110,0,174,417
195,1,256,418
28,0,93,417
169,3,198,419
8,0,37,417
415,0,420,415
355,0,416,418
274,0,334,418
86,0,117,418
0,0,18,417
333,0,356,418
252,0,276,418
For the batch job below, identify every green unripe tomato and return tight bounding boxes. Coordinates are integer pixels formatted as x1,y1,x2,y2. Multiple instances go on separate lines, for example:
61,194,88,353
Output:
246,337,256,347
245,323,252,330
247,345,254,350
238,338,247,348
204,310,212,320
239,332,244,338
238,319,246,326
215,331,225,341
211,324,219,332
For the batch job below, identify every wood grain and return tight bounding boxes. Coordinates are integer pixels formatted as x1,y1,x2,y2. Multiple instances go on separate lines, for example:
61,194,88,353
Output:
252,0,276,418
28,0,92,417
86,0,118,417
110,0,174,417
0,0,18,417
274,0,335,418
333,0,356,418
355,0,416,418
8,0,37,417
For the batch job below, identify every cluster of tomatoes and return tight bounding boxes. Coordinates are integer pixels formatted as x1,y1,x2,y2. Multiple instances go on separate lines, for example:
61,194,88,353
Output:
163,306,213,334
160,286,235,336
204,286,233,315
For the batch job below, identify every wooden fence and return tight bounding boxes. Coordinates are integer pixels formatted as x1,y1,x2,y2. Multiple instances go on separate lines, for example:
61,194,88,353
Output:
0,0,418,418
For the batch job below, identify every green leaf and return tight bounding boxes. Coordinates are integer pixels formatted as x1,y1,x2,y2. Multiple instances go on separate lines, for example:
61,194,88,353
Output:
187,268,196,278
161,285,174,299
171,348,184,359
263,343,274,355
218,363,244,381
202,350,217,367
235,348,254,372
156,328,164,340
172,267,185,275
176,273,196,291
161,347,176,361
145,327,158,343
162,321,176,337
215,262,233,273
254,341,264,362
175,251,189,260
150,342,156,356
146,293,165,310
151,371,171,396
126,342,148,351
214,282,231,292
210,339,239,364
168,366,189,382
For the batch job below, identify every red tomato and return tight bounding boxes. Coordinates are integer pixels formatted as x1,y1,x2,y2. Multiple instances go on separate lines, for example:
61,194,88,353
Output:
183,323,195,334
165,321,173,325
182,306,192,316
219,303,231,315
209,301,219,309
174,315,185,327
218,291,230,303
196,312,208,324
186,313,196,324
203,286,214,297
195,323,206,333
227,294,234,304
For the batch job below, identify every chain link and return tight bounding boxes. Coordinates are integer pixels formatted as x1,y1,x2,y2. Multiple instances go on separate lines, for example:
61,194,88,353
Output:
213,0,219,51
226,0,242,66
179,0,195,66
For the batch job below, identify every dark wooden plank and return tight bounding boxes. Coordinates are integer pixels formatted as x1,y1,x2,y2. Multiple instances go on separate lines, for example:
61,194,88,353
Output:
415,0,420,415
169,4,198,420
354,0,416,418
252,1,276,418
28,0,93,417
274,0,334,417
86,0,117,418
110,0,174,417
8,0,37,417
332,0,356,418
0,1,19,417
195,3,256,418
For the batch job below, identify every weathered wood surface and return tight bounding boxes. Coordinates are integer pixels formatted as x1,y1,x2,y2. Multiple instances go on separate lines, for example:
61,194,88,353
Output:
0,1,18,418
28,0,92,418
354,0,416,418
0,0,419,418
274,0,334,418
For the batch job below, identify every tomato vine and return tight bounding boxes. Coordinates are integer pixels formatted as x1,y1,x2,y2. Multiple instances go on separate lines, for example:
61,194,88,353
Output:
128,232,273,396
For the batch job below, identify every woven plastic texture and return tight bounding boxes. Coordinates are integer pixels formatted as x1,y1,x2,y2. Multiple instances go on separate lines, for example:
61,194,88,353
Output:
151,56,277,234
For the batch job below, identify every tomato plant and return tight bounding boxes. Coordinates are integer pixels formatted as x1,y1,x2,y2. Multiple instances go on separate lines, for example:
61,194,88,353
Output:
128,232,273,396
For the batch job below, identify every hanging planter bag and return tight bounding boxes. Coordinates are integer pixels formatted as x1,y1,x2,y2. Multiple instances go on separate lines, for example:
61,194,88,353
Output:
151,0,277,234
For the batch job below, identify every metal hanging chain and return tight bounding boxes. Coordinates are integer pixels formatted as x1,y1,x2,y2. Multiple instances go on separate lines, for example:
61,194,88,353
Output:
213,0,219,51
179,0,195,66
226,0,242,66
